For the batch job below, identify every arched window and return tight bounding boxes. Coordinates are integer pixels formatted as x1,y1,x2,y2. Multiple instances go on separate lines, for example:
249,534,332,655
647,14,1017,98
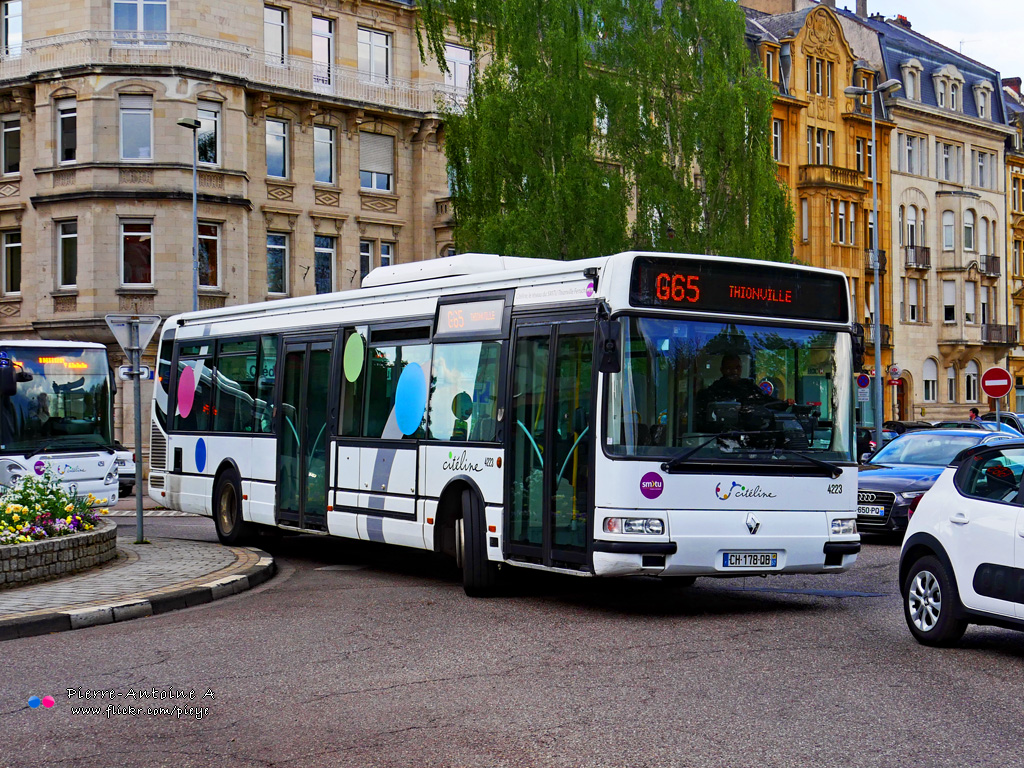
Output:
898,205,905,246
946,365,956,401
951,83,959,111
964,209,975,251
920,209,927,246
979,216,988,255
942,210,955,250
907,206,918,247
965,360,979,403
937,81,946,107
923,359,938,402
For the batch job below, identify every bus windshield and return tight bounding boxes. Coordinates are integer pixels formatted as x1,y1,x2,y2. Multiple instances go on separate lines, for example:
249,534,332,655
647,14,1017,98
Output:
0,347,112,452
606,316,853,462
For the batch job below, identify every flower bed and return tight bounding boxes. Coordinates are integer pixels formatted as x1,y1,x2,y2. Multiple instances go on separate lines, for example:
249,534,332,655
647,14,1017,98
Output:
0,517,117,589
0,470,108,546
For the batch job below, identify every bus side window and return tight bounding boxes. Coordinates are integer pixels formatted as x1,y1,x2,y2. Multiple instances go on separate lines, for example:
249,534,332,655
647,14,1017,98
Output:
428,341,501,442
173,344,212,432
340,329,365,438
255,336,277,434
214,342,258,434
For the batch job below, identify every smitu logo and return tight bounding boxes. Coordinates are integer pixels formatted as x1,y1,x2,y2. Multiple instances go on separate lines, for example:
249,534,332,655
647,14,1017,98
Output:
640,472,664,500
716,481,742,500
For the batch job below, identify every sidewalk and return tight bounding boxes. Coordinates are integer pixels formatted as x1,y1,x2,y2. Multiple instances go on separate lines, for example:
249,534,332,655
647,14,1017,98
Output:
0,517,275,642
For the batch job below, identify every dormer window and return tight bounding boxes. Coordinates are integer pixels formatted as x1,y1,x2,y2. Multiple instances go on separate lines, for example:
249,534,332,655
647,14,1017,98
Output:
937,81,946,107
907,71,916,100
933,64,966,113
900,58,923,102
973,81,994,121
950,83,959,111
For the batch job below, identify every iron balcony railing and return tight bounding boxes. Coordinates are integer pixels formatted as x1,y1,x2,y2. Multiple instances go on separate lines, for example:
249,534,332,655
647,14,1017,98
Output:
982,324,1017,345
865,249,887,275
863,323,892,347
0,30,469,115
904,246,931,269
981,254,1001,277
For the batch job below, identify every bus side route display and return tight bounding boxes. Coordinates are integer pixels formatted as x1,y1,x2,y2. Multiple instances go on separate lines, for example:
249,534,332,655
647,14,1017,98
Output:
629,256,849,323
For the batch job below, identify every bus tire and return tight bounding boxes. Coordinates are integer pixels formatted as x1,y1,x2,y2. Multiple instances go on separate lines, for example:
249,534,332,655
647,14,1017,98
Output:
460,488,499,597
213,468,252,546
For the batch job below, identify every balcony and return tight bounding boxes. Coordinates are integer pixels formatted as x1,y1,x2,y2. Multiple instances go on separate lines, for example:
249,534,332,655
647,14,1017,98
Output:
863,323,892,348
982,324,1017,345
797,164,864,191
981,254,1001,277
865,250,887,275
0,31,468,115
904,246,931,270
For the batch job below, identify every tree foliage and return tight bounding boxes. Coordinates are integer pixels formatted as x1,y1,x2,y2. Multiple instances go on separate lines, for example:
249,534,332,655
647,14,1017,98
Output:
418,0,793,262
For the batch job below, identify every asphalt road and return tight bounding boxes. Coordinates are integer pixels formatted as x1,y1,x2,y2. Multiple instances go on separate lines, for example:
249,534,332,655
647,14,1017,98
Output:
3,518,1023,768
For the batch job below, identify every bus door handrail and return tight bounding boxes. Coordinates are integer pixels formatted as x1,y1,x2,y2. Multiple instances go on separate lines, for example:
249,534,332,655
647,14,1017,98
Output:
556,426,589,485
516,419,543,466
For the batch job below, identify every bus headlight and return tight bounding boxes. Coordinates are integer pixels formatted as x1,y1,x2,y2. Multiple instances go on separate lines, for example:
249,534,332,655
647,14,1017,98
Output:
604,518,665,535
831,518,857,536
104,471,117,485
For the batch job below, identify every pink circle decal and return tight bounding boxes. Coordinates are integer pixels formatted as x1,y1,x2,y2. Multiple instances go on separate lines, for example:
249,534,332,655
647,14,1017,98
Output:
42,695,55,708
177,365,196,417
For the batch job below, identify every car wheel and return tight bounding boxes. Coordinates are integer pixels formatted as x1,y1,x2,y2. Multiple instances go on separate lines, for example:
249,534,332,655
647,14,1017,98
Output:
903,555,967,647
213,468,253,546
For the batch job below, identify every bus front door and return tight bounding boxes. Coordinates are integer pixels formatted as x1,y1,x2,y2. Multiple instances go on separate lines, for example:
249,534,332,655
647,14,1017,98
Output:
276,340,332,530
507,320,594,569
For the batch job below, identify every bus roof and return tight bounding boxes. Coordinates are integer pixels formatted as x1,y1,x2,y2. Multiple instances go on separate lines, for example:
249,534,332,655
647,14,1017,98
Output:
0,340,108,349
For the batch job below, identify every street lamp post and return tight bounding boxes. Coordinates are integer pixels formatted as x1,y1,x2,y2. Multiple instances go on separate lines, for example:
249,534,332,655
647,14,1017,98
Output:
176,117,201,313
844,78,901,451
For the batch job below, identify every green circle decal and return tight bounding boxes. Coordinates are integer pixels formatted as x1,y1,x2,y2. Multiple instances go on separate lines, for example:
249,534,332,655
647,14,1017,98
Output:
343,334,365,382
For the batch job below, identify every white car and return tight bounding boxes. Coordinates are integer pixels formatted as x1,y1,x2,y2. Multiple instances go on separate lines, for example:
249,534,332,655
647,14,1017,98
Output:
899,439,1024,646
113,442,136,497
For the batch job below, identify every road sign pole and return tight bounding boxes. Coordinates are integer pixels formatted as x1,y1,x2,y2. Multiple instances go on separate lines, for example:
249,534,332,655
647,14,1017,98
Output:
130,320,145,544
996,394,1001,432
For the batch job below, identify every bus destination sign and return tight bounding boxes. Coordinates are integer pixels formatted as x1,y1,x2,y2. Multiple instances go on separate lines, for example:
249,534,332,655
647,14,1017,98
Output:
629,256,849,323
435,298,506,337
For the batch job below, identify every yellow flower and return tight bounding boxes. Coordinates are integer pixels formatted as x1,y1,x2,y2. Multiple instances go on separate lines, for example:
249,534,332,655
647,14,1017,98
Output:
11,514,18,523
100,498,108,504
65,516,72,524
100,509,109,515
64,504,74,512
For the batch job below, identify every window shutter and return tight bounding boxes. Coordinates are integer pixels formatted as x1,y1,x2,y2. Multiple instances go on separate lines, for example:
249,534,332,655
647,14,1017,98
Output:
943,280,955,306
360,132,393,174
120,95,152,109
965,282,976,315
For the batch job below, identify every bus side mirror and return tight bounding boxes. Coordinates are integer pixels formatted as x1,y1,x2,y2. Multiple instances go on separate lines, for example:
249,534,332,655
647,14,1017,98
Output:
851,323,865,371
597,319,621,374
0,366,14,397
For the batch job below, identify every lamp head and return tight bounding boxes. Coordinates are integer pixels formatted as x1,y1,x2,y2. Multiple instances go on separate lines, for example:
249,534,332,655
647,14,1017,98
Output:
844,85,868,97
176,118,201,130
878,78,902,94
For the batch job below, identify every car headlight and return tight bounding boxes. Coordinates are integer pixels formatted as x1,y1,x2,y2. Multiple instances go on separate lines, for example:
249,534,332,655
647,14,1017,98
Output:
604,518,665,535
897,491,926,504
831,518,857,536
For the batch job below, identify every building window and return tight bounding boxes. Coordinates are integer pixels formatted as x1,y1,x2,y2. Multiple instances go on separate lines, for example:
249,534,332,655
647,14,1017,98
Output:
965,360,978,403
312,16,333,88
58,221,77,288
856,138,864,173
950,83,959,111
381,242,394,267
267,233,287,294
358,27,390,83
360,132,393,192
57,98,77,164
942,280,955,322
963,210,975,251
946,365,956,402
826,61,833,98
906,71,916,100
964,281,976,324
198,222,219,288
800,198,808,242
826,131,834,165
923,358,937,402
314,126,334,185
942,211,955,250
937,81,946,108
121,220,153,286
2,229,19,296
837,201,846,244
0,115,17,175
907,206,917,247
865,140,873,179
359,239,373,281
2,1,20,57
765,51,773,81
908,277,919,321
264,6,287,65
980,285,989,324
266,119,287,178
197,101,219,166
113,0,167,43
314,235,335,294
119,95,153,160
444,43,473,92
772,119,782,162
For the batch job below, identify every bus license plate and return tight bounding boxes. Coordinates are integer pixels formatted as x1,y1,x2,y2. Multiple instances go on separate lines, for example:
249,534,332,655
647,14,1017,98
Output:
723,552,778,568
857,505,885,516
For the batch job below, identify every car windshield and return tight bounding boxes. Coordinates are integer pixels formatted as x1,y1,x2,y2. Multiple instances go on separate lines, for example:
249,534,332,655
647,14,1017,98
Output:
605,316,853,461
870,432,985,466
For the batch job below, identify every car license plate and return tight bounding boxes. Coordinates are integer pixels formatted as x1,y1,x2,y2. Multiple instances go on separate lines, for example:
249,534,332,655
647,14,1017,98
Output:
722,552,778,568
116,459,126,466
857,504,885,516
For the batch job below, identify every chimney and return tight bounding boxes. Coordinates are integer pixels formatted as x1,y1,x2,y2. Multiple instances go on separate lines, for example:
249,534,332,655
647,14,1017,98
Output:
893,14,912,29
856,0,867,17
1003,77,1022,96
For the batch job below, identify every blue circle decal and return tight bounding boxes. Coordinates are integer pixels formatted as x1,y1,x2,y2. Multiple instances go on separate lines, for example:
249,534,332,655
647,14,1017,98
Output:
195,438,207,473
395,362,427,436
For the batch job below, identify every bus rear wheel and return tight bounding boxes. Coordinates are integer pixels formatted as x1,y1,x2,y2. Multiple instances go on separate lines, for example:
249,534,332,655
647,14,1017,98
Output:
459,488,499,597
214,469,253,546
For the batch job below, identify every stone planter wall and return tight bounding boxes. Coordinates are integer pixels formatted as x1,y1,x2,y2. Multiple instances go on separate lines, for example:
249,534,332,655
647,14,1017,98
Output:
0,518,117,589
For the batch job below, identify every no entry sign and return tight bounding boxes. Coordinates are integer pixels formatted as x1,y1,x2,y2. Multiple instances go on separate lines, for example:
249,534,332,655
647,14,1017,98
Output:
981,366,1013,399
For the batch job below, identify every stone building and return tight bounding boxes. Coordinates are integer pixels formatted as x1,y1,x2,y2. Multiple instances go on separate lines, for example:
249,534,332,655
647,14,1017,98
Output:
0,0,463,455
742,0,895,428
1002,77,1024,409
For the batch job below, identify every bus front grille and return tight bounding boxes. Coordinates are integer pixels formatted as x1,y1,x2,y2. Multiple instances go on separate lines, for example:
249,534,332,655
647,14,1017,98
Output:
150,423,167,470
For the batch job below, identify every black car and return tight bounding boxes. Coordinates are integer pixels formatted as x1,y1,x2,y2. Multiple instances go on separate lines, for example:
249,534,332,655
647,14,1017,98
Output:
857,428,1016,533
882,420,933,435
981,411,1024,434
856,426,896,462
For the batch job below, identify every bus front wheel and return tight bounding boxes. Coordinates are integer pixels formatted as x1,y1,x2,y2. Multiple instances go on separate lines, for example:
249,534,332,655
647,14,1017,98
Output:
460,488,499,597
213,468,253,546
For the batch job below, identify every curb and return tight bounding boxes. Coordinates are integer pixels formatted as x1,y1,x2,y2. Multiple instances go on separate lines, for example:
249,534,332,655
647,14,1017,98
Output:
0,551,275,642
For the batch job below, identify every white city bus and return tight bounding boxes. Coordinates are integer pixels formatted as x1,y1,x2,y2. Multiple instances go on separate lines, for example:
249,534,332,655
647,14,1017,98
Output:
0,340,120,503
149,251,860,595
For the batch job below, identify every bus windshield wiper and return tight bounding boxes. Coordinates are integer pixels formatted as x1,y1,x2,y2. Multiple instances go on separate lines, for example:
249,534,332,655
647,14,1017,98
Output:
24,440,108,458
661,431,744,472
771,448,842,478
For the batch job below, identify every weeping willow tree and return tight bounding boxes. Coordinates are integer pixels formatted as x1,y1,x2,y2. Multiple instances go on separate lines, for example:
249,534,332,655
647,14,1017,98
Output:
418,0,793,262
